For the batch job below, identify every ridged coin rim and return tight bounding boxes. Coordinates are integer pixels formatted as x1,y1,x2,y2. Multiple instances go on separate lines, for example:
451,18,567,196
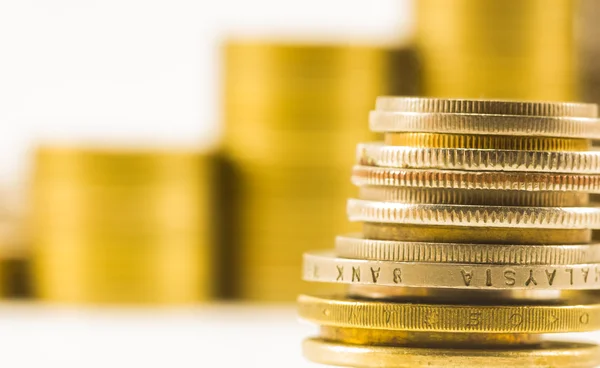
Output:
357,186,589,207
352,165,600,193
370,111,600,138
348,199,600,229
357,143,600,174
297,294,600,333
375,97,598,118
335,234,600,264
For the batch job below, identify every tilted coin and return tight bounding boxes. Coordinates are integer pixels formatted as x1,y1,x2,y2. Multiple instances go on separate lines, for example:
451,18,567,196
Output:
303,338,600,368
357,143,600,174
297,294,600,333
362,223,592,245
374,97,597,118
384,132,590,151
352,165,600,193
358,186,589,207
348,199,600,229
335,234,600,265
304,251,600,290
370,111,600,139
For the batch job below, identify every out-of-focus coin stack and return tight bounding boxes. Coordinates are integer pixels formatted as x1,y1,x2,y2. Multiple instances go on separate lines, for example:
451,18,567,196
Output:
299,97,600,367
222,42,417,301
32,146,214,304
0,183,30,297
416,0,576,101
577,0,600,105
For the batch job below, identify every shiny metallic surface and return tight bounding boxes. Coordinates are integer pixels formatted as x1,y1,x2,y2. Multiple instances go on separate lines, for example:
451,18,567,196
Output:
298,97,600,366
303,338,600,368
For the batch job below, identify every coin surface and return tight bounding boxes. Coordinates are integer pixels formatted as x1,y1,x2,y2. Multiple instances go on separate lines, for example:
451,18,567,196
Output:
357,143,600,174
304,251,600,290
384,132,590,151
348,199,600,229
303,338,600,368
370,111,600,139
335,235,600,265
298,294,600,333
358,186,589,207
374,97,597,117
362,223,592,244
352,165,600,193
318,326,542,346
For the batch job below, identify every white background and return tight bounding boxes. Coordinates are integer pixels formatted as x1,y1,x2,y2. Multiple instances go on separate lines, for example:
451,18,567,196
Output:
0,0,412,182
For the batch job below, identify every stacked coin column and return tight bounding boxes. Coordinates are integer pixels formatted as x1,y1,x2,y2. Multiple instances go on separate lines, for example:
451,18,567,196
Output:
32,147,214,304
222,42,406,301
299,97,600,367
415,0,577,100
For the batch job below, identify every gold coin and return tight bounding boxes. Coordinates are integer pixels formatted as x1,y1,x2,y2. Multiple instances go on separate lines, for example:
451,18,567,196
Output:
298,294,600,333
363,223,592,245
384,132,590,151
358,186,589,207
375,97,595,118
335,234,600,264
346,286,579,304
351,165,600,193
319,326,541,347
303,338,600,368
303,251,600,290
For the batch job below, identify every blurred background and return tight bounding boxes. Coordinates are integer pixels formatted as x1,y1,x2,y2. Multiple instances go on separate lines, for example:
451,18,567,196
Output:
0,0,598,366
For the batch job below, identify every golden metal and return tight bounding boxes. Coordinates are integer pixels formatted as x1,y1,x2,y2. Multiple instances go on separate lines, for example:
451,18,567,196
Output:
352,165,600,194
32,146,215,304
303,251,600,290
374,97,595,117
362,223,592,245
358,186,589,207
319,326,541,347
346,286,579,304
335,235,600,265
384,132,590,151
221,42,414,301
298,294,600,333
303,338,600,368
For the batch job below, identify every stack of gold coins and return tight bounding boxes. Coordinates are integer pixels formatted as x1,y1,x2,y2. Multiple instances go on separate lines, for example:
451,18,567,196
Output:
222,42,417,301
299,97,600,367
416,0,577,100
31,146,214,304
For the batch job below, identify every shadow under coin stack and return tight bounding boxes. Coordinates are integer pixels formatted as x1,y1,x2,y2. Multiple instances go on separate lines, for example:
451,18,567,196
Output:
299,97,600,367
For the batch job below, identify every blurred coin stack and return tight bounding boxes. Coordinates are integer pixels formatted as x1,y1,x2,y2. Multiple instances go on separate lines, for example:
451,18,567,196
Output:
222,42,417,301
416,0,576,100
32,146,214,304
577,0,600,105
299,97,600,367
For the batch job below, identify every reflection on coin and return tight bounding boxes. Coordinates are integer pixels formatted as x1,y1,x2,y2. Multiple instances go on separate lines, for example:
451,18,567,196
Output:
374,97,597,118
348,199,600,229
303,338,600,368
335,234,600,264
357,143,600,174
298,294,600,333
370,111,600,139
351,165,600,193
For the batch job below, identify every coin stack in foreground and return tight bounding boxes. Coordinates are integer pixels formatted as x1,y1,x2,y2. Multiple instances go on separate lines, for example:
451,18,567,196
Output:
299,97,600,367
32,146,215,304
222,42,417,301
